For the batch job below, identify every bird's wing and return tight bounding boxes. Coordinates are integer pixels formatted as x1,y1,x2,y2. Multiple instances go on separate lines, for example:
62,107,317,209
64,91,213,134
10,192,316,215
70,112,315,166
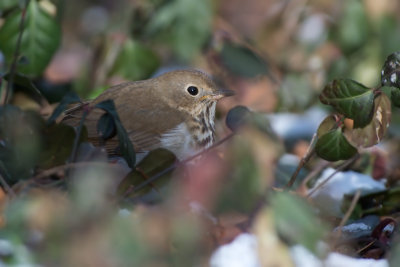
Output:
61,81,185,155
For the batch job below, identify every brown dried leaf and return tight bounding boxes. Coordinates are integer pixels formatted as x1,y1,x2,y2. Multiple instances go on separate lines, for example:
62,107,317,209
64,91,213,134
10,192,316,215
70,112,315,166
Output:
345,94,391,148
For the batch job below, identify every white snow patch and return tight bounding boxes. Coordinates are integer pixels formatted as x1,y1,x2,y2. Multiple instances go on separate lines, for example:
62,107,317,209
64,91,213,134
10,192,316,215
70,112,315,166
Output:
210,233,261,267
334,222,370,233
118,209,131,217
390,73,397,83
291,245,389,267
268,107,327,139
291,245,322,267
210,237,389,267
308,168,386,216
325,252,388,267
297,14,326,44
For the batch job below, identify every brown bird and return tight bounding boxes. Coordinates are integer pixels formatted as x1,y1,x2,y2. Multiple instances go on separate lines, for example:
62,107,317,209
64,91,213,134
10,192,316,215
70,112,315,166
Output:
62,69,234,161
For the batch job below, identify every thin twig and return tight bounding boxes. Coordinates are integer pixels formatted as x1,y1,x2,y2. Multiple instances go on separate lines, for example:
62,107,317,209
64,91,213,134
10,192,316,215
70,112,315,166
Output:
4,0,31,105
131,133,235,193
285,133,317,189
300,161,330,189
356,240,376,255
334,189,361,241
307,154,359,198
0,173,16,198
32,161,121,180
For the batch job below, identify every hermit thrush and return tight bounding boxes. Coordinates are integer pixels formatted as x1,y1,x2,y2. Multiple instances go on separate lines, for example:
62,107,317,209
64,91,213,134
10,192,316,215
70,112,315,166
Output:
62,70,234,161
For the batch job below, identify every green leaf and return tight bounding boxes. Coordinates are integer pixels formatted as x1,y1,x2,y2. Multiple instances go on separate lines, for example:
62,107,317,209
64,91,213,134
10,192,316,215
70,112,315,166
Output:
345,94,391,148
118,148,176,202
0,106,43,182
315,128,357,161
335,0,369,53
280,74,314,110
215,137,262,214
220,42,269,78
381,52,400,89
319,79,375,128
0,0,61,76
47,91,80,124
109,38,159,81
146,0,212,61
271,192,327,254
95,100,136,168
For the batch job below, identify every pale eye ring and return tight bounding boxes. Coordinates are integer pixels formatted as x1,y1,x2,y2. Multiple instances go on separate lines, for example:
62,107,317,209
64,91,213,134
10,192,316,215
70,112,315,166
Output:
187,86,199,96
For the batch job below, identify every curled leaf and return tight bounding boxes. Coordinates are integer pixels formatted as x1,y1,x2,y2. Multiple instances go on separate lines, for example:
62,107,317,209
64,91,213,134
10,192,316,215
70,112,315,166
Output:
317,115,338,138
345,94,391,148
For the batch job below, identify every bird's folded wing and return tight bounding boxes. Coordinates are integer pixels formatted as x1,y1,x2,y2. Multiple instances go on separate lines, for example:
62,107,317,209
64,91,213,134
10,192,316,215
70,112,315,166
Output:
61,100,185,155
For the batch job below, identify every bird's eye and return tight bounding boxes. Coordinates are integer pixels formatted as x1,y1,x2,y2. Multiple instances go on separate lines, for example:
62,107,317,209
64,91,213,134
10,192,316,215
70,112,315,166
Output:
187,86,199,96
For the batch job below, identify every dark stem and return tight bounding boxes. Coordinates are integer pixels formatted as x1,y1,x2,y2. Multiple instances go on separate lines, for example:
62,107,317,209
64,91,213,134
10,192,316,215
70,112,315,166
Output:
69,109,89,163
131,133,235,193
284,133,317,189
0,172,16,198
4,0,31,105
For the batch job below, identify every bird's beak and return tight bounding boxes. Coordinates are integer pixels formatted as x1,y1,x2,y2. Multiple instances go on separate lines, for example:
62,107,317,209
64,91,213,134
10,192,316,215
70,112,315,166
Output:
211,88,235,100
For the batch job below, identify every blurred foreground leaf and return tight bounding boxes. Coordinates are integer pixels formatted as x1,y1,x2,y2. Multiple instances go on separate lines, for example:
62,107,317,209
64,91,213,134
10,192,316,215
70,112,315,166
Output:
39,123,87,169
271,192,327,254
118,148,176,203
216,126,280,213
0,0,61,76
320,79,374,128
0,106,42,182
253,208,293,266
226,106,277,138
